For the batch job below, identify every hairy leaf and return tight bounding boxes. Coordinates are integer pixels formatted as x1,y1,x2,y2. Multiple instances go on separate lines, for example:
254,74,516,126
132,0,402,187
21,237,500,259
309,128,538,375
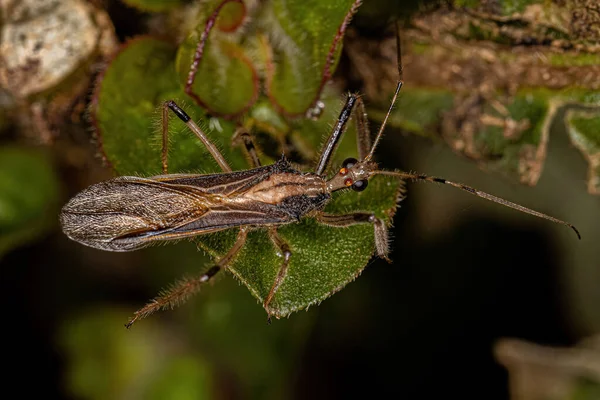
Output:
59,308,214,400
175,0,258,117
93,37,247,175
264,0,361,115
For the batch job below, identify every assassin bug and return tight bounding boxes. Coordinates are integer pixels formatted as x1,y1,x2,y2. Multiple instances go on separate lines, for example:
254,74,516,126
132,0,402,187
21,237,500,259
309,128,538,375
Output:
60,26,580,328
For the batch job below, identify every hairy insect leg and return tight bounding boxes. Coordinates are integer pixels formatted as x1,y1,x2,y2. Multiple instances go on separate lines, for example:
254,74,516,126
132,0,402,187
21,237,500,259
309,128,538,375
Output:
125,228,249,328
354,96,372,160
232,127,262,168
263,228,292,322
315,94,358,175
315,212,390,262
314,88,394,175
315,23,404,174
362,22,404,162
163,100,233,173
161,102,170,173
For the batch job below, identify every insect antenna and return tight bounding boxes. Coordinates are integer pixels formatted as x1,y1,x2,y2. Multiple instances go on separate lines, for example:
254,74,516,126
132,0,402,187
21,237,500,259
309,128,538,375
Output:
368,21,580,239
364,20,404,162
374,170,580,239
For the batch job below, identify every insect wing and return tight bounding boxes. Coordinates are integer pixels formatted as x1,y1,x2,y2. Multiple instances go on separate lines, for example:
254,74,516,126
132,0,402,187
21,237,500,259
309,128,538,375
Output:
152,159,292,195
60,177,214,251
60,167,297,251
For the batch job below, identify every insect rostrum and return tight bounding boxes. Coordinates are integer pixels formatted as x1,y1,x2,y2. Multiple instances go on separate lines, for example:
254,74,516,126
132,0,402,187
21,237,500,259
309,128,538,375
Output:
61,88,579,328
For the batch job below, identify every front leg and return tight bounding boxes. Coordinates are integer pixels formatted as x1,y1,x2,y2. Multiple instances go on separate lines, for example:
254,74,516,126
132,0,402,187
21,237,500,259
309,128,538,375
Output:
163,101,232,173
232,127,262,168
315,212,390,262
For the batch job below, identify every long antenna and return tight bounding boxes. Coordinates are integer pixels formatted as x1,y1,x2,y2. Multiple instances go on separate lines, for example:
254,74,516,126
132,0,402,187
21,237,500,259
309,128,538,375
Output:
364,20,404,162
365,20,580,238
375,170,581,239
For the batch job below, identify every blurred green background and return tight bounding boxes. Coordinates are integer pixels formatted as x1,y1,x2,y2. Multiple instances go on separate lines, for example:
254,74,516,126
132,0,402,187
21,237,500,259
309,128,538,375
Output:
1,0,600,399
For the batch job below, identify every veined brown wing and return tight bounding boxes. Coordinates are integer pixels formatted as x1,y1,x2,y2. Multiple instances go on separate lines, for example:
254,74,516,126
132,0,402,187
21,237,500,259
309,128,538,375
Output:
60,175,292,252
152,158,295,196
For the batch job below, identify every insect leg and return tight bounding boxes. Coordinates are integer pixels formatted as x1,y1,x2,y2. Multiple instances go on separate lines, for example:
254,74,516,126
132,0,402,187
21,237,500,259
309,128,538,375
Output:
264,228,292,321
161,101,170,173
315,212,390,262
363,21,404,162
232,127,262,168
163,100,233,172
315,22,404,172
354,96,372,161
315,94,358,175
125,228,248,328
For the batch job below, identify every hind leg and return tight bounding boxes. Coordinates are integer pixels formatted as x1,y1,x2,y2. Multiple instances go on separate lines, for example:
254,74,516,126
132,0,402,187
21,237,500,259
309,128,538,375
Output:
125,227,249,328
263,228,292,322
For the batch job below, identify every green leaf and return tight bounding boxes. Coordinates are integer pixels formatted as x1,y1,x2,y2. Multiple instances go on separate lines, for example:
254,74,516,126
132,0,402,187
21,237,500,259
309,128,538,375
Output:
265,0,361,115
175,0,259,117
144,357,213,400
120,0,182,13
376,87,455,137
565,109,600,195
229,176,401,318
471,89,554,186
173,0,360,117
59,308,215,400
0,146,60,258
93,37,247,176
571,378,600,400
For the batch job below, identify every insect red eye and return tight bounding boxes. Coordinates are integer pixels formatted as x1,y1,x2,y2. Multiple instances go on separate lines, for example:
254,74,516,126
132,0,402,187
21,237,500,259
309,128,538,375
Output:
351,179,368,192
344,178,353,187
342,158,358,169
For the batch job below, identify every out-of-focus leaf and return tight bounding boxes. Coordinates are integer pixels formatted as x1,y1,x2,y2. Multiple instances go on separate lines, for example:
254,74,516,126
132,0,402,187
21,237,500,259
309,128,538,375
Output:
0,146,60,258
60,308,214,400
571,378,600,400
59,243,316,398
265,0,361,115
175,0,258,117
121,0,182,13
383,86,557,186
565,109,600,195
495,336,600,400
456,89,554,186
144,357,212,400
179,249,317,398
374,88,455,137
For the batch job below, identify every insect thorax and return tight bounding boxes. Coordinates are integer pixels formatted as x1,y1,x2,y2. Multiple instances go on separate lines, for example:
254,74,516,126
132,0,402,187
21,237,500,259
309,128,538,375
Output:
240,170,331,220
